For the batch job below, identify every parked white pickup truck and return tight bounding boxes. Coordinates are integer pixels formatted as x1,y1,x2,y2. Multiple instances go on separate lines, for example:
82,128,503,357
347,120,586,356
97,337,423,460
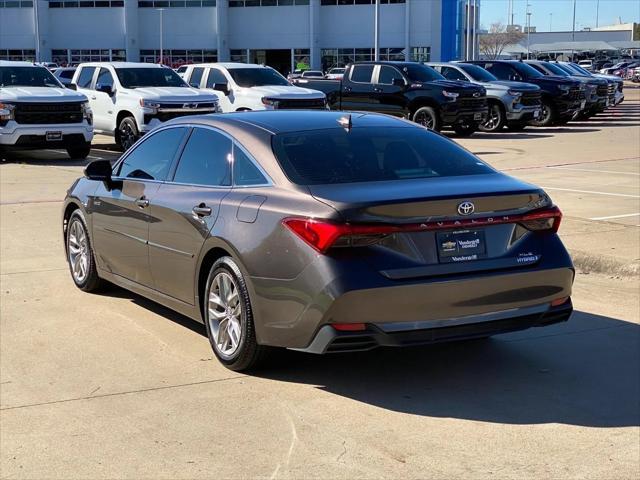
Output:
72,62,220,150
0,61,93,159
181,63,326,112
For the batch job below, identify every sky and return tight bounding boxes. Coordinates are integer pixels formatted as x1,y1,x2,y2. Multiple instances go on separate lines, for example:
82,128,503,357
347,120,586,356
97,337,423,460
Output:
479,0,640,32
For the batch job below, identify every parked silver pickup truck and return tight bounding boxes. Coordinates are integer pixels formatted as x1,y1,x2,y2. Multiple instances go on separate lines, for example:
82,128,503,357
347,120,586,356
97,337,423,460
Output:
427,62,542,132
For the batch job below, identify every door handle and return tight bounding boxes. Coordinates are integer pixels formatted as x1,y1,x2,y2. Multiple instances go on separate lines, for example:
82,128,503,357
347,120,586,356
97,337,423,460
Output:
135,196,149,208
373,87,383,93
344,86,352,92
91,96,97,100
192,203,212,217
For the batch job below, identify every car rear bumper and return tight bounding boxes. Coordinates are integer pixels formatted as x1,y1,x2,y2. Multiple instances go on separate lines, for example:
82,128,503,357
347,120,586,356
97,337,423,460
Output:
293,300,573,354
0,123,93,147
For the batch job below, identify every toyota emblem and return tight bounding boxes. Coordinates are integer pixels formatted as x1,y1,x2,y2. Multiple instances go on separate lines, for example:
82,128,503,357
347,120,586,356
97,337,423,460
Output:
458,201,475,216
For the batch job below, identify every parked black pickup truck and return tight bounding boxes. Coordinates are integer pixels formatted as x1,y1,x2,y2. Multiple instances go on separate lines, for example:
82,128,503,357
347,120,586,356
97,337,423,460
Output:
291,61,488,136
463,60,583,127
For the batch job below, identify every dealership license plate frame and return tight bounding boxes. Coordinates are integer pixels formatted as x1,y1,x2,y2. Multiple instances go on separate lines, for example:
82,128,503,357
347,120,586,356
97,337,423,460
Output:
473,112,482,120
436,229,487,263
46,131,63,142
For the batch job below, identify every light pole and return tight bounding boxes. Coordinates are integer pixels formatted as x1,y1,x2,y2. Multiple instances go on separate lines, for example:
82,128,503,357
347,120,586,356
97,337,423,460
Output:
526,3,532,60
373,0,380,61
465,0,470,61
596,0,599,28
549,13,552,31
33,0,40,62
156,8,165,65
472,0,477,60
571,0,576,41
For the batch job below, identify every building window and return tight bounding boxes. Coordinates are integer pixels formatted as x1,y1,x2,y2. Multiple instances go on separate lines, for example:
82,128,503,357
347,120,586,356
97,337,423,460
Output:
0,0,33,6
230,49,248,63
0,49,36,61
140,49,217,68
293,48,310,70
138,0,215,6
321,47,403,70
49,1,123,6
321,0,404,5
229,0,308,6
410,46,431,62
50,49,125,66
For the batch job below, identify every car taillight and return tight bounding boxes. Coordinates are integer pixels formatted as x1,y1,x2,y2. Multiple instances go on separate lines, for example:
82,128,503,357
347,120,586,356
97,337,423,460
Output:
283,206,562,254
519,206,562,233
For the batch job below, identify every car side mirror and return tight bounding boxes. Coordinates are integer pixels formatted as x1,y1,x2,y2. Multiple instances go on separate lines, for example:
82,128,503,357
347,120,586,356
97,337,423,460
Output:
84,159,119,189
392,78,406,87
97,83,114,96
213,83,230,95
68,83,78,91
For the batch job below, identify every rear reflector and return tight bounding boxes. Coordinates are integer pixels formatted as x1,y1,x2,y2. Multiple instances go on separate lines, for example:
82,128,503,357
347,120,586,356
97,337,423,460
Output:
332,323,367,331
282,206,563,254
551,296,570,307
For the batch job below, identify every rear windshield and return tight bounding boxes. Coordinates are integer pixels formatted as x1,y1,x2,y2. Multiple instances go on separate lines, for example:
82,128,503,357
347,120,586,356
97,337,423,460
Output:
228,68,289,87
271,127,493,185
0,66,63,88
115,67,187,88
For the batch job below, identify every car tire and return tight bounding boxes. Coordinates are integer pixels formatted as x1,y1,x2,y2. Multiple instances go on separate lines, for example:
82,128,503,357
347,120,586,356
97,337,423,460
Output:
204,256,270,372
66,143,91,160
506,121,527,131
530,99,555,127
66,210,103,292
412,106,441,131
117,116,139,152
479,102,505,132
453,121,478,137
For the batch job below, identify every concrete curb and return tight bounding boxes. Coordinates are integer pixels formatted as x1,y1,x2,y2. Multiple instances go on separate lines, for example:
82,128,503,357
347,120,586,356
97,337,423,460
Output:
570,250,640,277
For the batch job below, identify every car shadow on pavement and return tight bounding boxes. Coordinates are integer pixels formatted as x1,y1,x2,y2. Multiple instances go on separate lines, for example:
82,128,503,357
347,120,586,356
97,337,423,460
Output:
258,310,640,428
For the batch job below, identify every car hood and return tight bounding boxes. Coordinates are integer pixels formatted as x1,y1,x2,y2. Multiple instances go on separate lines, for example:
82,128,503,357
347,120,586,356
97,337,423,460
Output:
593,74,623,82
426,80,484,93
250,85,326,99
126,86,219,102
0,86,88,102
485,80,540,92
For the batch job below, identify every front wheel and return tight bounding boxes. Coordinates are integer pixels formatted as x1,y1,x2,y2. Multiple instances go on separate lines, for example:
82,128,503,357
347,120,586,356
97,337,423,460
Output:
453,121,478,137
117,116,139,151
412,106,441,131
66,211,103,292
66,143,91,160
479,103,505,132
204,257,270,372
530,99,555,127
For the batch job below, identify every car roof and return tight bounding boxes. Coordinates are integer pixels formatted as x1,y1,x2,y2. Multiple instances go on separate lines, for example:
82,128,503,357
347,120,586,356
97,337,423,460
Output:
168,110,417,135
0,60,37,67
75,62,167,69
187,62,273,69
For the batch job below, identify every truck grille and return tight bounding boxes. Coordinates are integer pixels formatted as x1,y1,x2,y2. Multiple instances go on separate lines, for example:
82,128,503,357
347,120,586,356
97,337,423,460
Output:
156,102,218,110
597,85,608,97
14,102,83,125
520,92,541,106
567,87,582,101
458,97,487,109
273,98,327,110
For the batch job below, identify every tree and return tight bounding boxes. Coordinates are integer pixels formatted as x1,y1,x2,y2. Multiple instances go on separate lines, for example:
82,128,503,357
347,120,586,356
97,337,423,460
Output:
479,22,525,59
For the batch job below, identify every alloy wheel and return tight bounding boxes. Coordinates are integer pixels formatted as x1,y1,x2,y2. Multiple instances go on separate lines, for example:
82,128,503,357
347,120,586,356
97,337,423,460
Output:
119,123,136,150
67,220,89,284
208,272,243,358
482,105,501,131
415,111,435,130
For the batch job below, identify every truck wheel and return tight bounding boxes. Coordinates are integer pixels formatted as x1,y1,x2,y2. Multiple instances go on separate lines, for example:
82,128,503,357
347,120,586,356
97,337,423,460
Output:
117,116,139,151
66,143,91,160
453,121,478,137
479,103,505,132
530,99,556,127
412,107,441,131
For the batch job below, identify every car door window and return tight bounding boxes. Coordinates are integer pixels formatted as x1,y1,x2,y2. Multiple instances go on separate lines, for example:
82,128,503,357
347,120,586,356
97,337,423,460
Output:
116,127,187,181
206,68,228,88
484,63,512,80
96,68,114,89
350,65,374,83
189,67,205,88
377,66,404,85
76,66,96,88
173,128,232,186
441,66,467,81
233,146,267,186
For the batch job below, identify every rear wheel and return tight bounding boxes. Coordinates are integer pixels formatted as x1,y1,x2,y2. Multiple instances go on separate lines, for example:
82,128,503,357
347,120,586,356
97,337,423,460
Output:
479,102,505,132
66,210,103,292
412,106,441,131
116,116,139,151
453,121,478,137
204,257,270,372
530,99,555,127
66,143,91,160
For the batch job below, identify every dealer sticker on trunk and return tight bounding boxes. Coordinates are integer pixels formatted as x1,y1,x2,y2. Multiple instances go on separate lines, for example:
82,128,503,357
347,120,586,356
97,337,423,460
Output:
437,230,487,263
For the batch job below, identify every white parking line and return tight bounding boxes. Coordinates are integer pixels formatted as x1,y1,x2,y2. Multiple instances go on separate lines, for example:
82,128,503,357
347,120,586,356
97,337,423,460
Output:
549,166,640,176
541,187,640,199
589,213,640,221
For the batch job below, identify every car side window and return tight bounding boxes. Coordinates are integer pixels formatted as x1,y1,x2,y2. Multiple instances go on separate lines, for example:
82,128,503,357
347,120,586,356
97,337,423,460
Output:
350,65,374,83
377,66,404,85
116,127,187,181
441,66,466,81
233,146,267,186
528,63,546,75
76,67,96,89
96,68,114,89
173,128,232,187
206,68,228,88
189,67,205,88
484,63,511,80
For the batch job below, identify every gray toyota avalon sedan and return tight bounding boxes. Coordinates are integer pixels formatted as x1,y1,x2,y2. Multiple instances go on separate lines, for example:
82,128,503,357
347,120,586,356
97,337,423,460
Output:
62,110,574,371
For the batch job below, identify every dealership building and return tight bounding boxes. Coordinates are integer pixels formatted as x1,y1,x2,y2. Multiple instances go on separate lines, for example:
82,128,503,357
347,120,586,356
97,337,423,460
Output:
0,0,478,73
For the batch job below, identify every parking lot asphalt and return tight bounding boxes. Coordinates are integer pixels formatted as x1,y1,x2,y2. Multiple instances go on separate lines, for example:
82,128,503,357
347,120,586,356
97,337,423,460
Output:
1,86,639,478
